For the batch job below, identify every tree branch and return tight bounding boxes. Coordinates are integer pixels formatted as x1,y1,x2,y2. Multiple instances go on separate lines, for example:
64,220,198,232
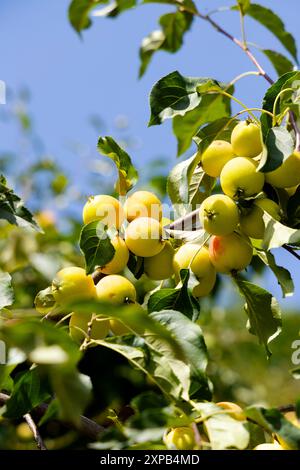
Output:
24,413,47,450
196,10,300,152
196,12,273,85
0,392,104,442
283,244,300,261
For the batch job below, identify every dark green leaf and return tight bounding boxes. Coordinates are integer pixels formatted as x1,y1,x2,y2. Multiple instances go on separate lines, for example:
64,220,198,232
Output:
173,85,233,156
148,310,211,400
0,272,14,309
149,72,224,126
262,212,300,249
262,50,294,77
4,368,51,419
234,278,282,356
50,371,92,426
98,136,138,194
93,0,136,18
287,185,300,228
148,269,200,321
79,221,115,274
148,269,200,320
256,250,294,298
167,153,198,205
194,117,238,151
259,71,299,172
142,0,198,15
245,406,300,450
68,0,107,33
139,11,192,78
257,126,295,173
246,4,297,61
0,175,40,231
127,253,144,279
236,0,250,15
69,300,183,358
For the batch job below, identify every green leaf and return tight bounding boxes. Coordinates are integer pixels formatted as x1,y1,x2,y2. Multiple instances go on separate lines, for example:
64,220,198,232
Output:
68,300,183,358
256,249,294,298
257,126,295,173
50,371,92,426
139,31,165,78
4,368,51,419
262,50,294,77
0,272,14,309
259,71,299,172
68,0,107,33
0,175,40,231
92,0,136,18
79,221,115,274
142,0,198,15
148,310,211,400
194,402,249,450
236,0,250,15
287,185,300,228
246,4,298,61
173,84,233,156
167,153,215,207
188,165,215,206
262,212,300,249
1,318,81,367
194,117,238,153
234,278,282,356
149,72,225,126
148,269,200,320
245,406,300,450
167,153,198,206
98,136,138,194
139,11,192,78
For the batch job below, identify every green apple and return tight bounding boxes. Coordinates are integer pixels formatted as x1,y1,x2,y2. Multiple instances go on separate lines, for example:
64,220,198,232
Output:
220,156,265,199
125,217,165,257
201,140,236,177
265,151,300,188
199,194,239,235
231,121,262,158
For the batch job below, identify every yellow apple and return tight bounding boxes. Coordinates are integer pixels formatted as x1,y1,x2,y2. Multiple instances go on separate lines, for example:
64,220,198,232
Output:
82,194,124,228
125,217,165,257
199,194,239,235
96,274,136,304
231,121,262,158
220,156,265,199
69,311,109,343
200,140,236,177
164,427,195,450
240,198,281,239
99,235,129,274
209,233,253,273
265,152,300,188
144,242,174,280
124,190,162,222
52,267,96,305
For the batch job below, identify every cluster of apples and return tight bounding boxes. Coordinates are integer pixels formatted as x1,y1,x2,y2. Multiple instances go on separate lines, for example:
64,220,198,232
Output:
164,406,300,450
47,119,300,342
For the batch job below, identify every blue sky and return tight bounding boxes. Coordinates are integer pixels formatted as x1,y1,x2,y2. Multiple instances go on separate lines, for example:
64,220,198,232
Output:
0,0,299,307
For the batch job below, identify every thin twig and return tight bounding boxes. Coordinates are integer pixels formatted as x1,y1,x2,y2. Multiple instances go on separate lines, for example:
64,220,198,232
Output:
283,244,300,261
196,11,274,84
0,392,104,441
24,413,47,450
194,10,300,146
